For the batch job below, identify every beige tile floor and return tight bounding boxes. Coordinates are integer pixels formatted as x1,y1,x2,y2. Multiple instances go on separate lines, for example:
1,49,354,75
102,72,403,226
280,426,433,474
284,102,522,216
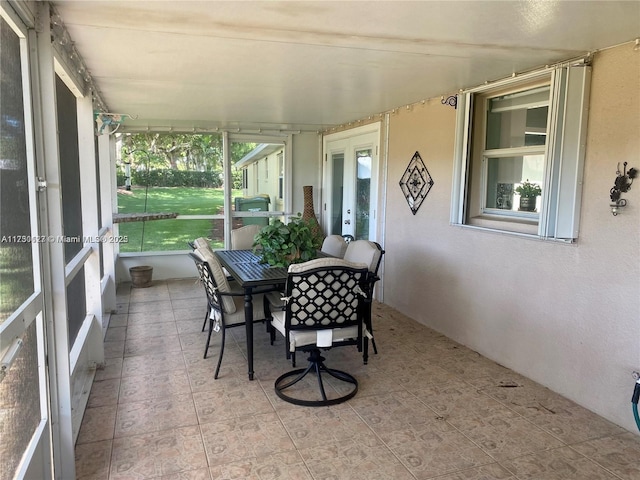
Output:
75,279,640,480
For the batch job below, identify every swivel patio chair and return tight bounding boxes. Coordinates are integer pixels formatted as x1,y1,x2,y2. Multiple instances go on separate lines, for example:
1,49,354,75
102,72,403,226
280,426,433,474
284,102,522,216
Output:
189,250,269,379
343,240,384,360
267,257,369,406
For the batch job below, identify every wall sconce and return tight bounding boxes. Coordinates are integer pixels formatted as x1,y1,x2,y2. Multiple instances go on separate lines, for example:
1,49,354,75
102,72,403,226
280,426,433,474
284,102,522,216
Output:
610,162,637,215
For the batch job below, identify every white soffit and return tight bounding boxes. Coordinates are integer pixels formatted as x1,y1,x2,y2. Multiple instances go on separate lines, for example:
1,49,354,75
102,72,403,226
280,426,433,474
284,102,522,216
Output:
52,0,640,132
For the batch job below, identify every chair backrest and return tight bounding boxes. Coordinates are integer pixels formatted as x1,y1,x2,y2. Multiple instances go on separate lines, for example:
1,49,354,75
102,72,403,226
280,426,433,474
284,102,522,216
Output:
231,224,262,250
343,240,384,275
284,258,369,332
191,238,237,313
320,235,348,258
189,252,225,315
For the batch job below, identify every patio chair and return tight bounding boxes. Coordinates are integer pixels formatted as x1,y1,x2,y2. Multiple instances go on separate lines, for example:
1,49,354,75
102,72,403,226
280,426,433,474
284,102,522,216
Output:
343,240,384,359
320,234,348,258
266,257,370,406
230,224,262,250
189,237,235,332
189,249,269,379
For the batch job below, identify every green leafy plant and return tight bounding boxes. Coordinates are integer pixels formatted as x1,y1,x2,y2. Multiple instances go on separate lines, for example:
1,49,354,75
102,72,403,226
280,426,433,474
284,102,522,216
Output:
252,214,323,267
515,180,542,198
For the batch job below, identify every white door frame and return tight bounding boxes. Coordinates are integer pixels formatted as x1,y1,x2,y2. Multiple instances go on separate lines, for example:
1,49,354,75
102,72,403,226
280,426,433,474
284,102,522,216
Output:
0,5,53,479
322,122,381,241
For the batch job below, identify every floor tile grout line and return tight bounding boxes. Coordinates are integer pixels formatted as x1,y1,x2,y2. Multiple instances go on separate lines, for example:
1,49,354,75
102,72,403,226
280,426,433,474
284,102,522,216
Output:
81,281,640,479
564,438,630,480
344,392,424,480
461,376,631,455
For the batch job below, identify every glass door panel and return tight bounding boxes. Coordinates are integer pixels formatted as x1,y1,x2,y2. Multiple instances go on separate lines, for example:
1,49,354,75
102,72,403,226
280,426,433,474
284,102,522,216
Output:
324,126,379,241
355,148,372,240
330,152,345,235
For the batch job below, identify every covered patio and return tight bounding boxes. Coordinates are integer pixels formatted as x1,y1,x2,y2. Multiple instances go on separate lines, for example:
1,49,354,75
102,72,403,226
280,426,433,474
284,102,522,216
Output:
76,279,635,479
1,1,639,479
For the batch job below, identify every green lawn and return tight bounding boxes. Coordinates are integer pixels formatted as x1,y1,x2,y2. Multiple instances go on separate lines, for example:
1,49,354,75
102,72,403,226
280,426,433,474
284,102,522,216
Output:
117,186,241,252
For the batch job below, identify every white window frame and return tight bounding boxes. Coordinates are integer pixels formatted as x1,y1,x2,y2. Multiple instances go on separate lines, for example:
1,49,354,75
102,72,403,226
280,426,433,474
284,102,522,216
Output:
451,62,591,241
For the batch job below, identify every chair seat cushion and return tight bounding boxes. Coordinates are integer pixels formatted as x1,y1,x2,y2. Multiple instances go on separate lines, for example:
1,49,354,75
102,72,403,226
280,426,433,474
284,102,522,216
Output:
271,310,358,352
223,293,266,327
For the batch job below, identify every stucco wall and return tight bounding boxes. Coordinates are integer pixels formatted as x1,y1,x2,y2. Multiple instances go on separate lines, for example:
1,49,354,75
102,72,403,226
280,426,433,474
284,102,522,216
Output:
383,43,640,433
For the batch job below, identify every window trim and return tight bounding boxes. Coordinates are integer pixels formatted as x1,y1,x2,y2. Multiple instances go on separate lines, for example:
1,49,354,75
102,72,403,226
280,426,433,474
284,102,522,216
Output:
451,62,591,242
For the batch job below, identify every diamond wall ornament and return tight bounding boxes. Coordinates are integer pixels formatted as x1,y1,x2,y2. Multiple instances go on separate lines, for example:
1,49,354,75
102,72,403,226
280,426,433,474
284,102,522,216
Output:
398,151,434,215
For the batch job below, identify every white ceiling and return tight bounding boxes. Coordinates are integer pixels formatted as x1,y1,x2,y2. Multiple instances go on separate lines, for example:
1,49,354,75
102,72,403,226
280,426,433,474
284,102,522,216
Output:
52,1,640,133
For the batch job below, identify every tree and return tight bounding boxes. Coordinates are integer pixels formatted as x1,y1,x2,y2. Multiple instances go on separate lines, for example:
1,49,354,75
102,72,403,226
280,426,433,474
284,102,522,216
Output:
118,133,256,187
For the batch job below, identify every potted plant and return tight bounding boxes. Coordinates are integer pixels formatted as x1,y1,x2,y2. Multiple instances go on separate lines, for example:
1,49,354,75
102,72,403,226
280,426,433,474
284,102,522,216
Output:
515,180,542,212
252,213,323,267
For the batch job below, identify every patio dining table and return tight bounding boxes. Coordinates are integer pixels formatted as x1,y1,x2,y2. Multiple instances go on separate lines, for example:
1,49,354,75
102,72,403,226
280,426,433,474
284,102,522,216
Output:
214,249,287,380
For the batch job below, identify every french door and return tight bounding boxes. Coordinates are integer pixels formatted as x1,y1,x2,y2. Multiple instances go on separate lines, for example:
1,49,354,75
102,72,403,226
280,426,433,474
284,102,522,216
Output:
323,124,380,241
0,7,52,479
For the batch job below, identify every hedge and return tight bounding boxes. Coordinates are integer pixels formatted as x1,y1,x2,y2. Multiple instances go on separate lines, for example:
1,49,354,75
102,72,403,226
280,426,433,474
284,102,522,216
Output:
116,169,243,188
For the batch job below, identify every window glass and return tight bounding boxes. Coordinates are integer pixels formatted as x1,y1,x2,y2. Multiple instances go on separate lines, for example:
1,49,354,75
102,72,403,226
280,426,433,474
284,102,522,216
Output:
117,134,269,251
452,65,591,240
355,148,372,240
56,76,83,262
486,86,549,149
330,152,345,235
485,155,544,212
278,152,284,200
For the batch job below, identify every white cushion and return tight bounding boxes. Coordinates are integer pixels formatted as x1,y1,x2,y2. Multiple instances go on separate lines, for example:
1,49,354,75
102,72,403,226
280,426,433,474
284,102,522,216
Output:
193,237,211,251
288,257,367,273
320,235,347,258
343,240,381,273
271,310,358,352
231,224,262,250
223,293,265,327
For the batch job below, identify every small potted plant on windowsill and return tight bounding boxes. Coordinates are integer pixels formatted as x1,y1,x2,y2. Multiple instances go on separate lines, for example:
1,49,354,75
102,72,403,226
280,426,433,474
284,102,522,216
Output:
252,213,323,267
515,180,542,212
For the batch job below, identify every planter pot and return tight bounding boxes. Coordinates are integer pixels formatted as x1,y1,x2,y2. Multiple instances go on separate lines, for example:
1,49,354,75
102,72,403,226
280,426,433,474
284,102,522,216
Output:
518,196,537,212
129,265,153,288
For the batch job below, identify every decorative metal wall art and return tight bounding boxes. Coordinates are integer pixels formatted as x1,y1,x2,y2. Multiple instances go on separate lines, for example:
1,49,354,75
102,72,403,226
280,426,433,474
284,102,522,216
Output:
441,95,457,109
399,151,434,215
610,161,637,215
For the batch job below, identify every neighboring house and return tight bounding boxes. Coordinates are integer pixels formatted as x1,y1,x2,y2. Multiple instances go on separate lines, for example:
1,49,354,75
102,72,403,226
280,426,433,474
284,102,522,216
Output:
234,143,285,213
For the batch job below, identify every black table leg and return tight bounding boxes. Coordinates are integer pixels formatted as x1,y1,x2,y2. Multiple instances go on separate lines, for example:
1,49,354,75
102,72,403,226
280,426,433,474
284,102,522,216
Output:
244,288,254,380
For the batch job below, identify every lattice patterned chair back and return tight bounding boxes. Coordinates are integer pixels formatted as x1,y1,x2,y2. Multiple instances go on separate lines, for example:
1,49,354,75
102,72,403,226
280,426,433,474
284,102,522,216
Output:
285,259,364,333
